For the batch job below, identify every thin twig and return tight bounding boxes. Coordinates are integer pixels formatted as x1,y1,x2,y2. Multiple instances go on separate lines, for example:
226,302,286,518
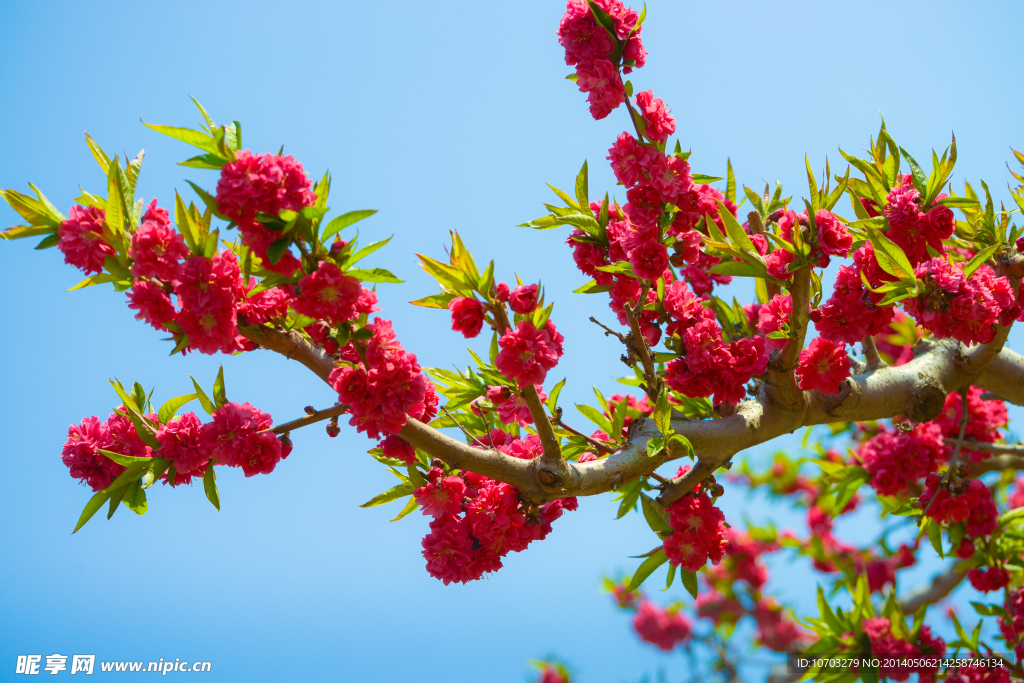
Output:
623,280,660,401
442,407,489,449
268,403,348,435
944,439,1024,456
622,92,646,144
589,316,627,342
552,417,614,454
922,389,969,522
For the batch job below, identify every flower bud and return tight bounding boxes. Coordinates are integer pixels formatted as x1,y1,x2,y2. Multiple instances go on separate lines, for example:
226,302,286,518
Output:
495,282,510,302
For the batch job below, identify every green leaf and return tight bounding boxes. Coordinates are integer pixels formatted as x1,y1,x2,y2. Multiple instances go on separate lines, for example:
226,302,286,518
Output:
926,517,944,558
68,273,119,291
212,365,227,408
321,210,376,241
410,292,456,309
680,569,698,599
962,243,1001,279
625,547,668,592
546,378,566,414
716,200,755,252
190,377,216,415
664,563,676,591
899,147,928,196
97,449,154,468
346,236,392,267
391,496,420,521
707,259,766,279
203,462,220,511
360,483,415,508
346,267,403,283
142,457,171,489
640,493,672,533
84,132,112,173
573,280,612,294
122,479,147,515
142,121,219,155
106,483,128,519
616,478,642,519
817,586,844,635
576,404,612,435
691,174,723,185
805,156,820,212
653,387,671,436
866,226,915,282
575,160,589,209
157,394,197,425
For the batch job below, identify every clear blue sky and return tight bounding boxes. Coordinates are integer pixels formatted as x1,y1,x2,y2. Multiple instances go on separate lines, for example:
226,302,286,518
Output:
2,1,1024,681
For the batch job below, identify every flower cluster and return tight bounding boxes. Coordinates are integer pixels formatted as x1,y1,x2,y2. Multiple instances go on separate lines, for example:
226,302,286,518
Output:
495,320,565,386
664,307,768,406
215,150,317,276
557,0,645,120
968,565,1011,593
62,401,289,491
796,337,851,394
662,473,728,571
484,384,548,427
883,177,956,265
919,474,989,525
932,387,1008,463
752,599,809,652
903,259,1015,346
330,318,438,440
859,423,946,496
57,205,116,275
418,434,576,584
631,601,692,651
812,261,896,345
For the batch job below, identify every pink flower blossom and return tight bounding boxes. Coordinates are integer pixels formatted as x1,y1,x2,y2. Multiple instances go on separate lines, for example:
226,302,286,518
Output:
574,58,625,120
634,90,675,143
58,205,115,274
448,296,485,338
129,205,189,281
496,320,564,386
215,150,316,224
155,412,211,481
127,279,177,331
293,262,362,325
632,601,692,651
509,284,539,314
796,337,850,394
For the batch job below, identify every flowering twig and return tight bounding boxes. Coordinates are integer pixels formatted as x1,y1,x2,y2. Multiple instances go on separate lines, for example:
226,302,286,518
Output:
269,403,348,435
945,439,1024,456
921,389,970,523
622,92,646,144
442,406,489,449
899,562,966,614
623,280,661,401
765,267,809,405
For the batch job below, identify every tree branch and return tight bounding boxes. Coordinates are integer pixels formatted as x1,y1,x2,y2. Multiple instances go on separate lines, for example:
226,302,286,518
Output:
862,336,885,372
764,267,809,406
899,563,966,614
269,404,348,435
243,318,1024,507
969,454,1024,474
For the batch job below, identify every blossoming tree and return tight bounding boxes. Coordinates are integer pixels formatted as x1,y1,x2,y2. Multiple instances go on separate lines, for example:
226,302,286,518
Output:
6,1,1024,681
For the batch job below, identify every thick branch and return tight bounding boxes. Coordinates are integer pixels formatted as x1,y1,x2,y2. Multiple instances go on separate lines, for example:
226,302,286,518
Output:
522,383,562,463
945,439,1024,457
239,325,335,384
245,318,1024,507
899,563,966,614
970,454,1024,474
862,336,885,372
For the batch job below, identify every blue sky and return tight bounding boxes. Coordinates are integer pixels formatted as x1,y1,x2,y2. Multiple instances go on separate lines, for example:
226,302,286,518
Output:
2,1,1024,681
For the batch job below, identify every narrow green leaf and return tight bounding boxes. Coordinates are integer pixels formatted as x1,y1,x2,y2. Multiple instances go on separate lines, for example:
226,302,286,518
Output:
640,493,672,533
962,243,1001,279
74,490,112,533
190,377,216,415
410,293,456,309
141,121,219,154
546,378,567,413
84,132,111,173
680,569,698,599
106,483,129,519
346,267,403,283
866,227,915,282
899,147,928,195
575,160,589,209
321,210,377,241
625,547,668,592
391,496,420,521
203,462,220,511
360,483,415,508
157,394,197,425
346,236,392,267
122,479,147,515
212,365,227,408
654,387,671,436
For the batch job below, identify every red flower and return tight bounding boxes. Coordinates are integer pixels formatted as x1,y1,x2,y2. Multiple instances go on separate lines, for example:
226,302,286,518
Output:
632,601,692,651
293,262,362,325
155,412,212,481
634,90,675,144
796,337,850,394
58,205,115,275
127,279,177,331
574,58,625,120
448,296,485,338
129,204,189,281
496,320,564,386
215,150,316,224
508,284,539,314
